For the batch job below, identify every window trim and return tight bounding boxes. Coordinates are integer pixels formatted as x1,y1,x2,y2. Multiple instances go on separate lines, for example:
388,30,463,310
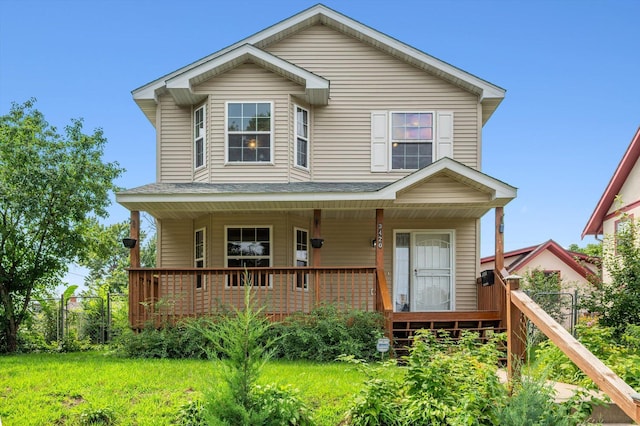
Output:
193,104,206,169
389,110,434,171
294,105,310,170
194,227,206,289
614,214,634,254
294,227,309,290
224,101,274,165
224,225,273,287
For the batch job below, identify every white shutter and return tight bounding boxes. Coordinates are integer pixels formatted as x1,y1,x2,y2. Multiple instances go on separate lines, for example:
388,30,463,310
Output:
436,111,453,160
371,111,388,172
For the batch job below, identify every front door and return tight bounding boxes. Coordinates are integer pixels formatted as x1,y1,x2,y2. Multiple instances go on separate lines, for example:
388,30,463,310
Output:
394,231,454,312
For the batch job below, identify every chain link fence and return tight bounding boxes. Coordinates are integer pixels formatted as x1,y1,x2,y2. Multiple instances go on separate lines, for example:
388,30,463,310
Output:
26,293,127,347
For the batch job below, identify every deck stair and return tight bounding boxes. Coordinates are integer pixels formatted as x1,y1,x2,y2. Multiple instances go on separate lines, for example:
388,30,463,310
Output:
391,311,505,358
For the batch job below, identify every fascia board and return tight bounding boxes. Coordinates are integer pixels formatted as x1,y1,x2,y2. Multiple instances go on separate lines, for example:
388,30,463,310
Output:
116,190,396,205
378,158,516,201
165,44,328,96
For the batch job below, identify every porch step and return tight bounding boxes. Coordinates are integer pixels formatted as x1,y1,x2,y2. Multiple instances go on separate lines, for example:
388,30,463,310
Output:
391,314,505,359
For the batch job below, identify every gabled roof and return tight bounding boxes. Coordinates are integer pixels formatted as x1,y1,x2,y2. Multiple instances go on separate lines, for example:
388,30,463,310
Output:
116,157,516,219
133,3,505,126
481,239,595,280
582,126,640,238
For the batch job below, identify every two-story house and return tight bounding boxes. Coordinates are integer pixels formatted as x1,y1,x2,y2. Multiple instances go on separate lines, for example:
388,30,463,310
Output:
116,4,517,345
583,126,640,281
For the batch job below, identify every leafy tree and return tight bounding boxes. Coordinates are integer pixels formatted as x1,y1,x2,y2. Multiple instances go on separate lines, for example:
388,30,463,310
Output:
583,214,640,337
0,99,123,352
80,218,156,295
567,242,602,258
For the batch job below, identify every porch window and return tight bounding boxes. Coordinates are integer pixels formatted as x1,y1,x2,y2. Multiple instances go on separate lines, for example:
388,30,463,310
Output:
294,228,309,289
195,228,205,289
226,226,271,287
294,106,309,169
194,105,206,169
391,112,433,170
226,102,272,163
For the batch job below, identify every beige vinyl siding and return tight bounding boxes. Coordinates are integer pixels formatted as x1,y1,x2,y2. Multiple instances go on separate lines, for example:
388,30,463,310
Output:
395,175,492,204
194,64,305,183
266,25,480,181
157,94,193,182
158,219,192,267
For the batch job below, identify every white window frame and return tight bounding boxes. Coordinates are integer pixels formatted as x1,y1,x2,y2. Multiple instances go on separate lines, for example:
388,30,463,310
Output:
294,105,309,170
225,101,274,164
193,104,206,169
224,225,273,287
294,227,309,290
389,111,434,170
195,228,206,289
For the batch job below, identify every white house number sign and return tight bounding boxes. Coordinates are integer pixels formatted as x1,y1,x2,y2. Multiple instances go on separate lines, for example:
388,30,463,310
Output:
377,223,383,249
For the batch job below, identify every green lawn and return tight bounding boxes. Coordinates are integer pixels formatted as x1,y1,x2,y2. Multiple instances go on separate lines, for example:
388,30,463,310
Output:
0,351,377,425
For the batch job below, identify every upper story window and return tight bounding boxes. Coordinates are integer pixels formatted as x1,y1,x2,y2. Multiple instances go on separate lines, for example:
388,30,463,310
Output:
371,110,452,173
391,112,433,170
294,106,309,169
194,105,206,169
226,102,272,163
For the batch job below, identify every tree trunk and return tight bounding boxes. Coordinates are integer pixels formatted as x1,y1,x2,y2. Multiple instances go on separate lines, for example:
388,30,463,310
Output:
0,285,19,353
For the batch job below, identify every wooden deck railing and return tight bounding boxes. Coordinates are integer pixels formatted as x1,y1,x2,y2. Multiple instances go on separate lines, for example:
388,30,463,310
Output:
502,270,640,423
128,266,377,328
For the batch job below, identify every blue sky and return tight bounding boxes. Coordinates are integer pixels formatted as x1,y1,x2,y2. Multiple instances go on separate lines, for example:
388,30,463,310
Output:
1,0,639,286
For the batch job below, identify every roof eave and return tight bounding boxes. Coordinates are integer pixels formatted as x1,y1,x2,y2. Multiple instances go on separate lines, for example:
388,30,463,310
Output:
582,126,640,238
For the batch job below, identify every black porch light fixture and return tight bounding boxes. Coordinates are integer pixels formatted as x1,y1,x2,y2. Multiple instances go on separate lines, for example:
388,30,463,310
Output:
310,238,324,249
122,237,137,249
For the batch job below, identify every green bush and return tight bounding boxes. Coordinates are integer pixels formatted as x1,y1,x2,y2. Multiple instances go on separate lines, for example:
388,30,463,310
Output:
267,304,384,362
532,321,640,389
496,376,594,426
345,330,597,426
114,317,215,359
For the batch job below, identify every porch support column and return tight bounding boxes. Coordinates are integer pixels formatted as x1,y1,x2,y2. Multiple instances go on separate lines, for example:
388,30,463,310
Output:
130,210,140,268
375,209,384,270
495,207,504,272
312,209,322,267
313,209,322,307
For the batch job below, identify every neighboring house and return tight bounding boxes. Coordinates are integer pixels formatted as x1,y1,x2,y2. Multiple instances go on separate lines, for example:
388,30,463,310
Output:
481,239,599,290
116,4,517,344
583,126,640,280
481,240,599,331
480,240,600,290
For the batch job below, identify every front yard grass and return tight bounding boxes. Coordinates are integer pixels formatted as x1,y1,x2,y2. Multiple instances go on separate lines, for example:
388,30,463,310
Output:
0,351,378,425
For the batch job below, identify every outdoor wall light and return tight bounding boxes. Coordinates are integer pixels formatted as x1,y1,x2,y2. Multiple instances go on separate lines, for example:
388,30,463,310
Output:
122,238,137,249
310,238,324,249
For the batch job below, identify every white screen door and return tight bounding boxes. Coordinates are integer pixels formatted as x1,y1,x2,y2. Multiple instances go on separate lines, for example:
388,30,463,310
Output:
413,232,452,311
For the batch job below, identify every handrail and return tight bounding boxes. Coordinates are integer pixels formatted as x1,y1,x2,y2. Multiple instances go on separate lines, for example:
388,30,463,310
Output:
510,288,640,422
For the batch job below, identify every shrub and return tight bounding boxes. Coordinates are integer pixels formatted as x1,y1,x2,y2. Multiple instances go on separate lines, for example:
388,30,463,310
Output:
114,317,215,359
496,376,594,426
532,321,640,389
345,331,508,425
267,304,384,362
